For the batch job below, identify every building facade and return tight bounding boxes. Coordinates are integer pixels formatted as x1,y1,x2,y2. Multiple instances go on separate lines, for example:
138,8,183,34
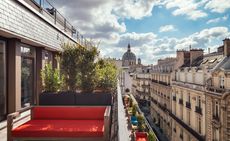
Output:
150,57,177,140
0,0,83,121
135,39,230,141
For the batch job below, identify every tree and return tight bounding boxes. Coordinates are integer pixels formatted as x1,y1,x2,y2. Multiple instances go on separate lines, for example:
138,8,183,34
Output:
95,59,117,91
41,63,64,92
61,43,81,91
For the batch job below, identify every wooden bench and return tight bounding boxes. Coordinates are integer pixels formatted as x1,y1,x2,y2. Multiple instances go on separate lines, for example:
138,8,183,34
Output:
7,106,111,141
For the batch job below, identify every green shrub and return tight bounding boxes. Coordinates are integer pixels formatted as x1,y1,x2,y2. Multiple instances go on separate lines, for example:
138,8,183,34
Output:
137,114,145,132
95,59,117,91
148,131,155,141
132,104,137,116
41,63,64,92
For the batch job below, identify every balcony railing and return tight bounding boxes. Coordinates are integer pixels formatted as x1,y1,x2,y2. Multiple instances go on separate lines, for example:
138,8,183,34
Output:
179,99,183,105
186,102,191,109
151,79,170,86
29,0,92,47
206,85,226,94
195,106,202,115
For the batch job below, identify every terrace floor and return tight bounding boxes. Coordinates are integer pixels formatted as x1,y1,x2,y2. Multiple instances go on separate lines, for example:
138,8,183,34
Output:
117,82,132,141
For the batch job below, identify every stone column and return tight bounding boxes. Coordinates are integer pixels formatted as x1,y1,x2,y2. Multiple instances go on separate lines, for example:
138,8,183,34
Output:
7,38,21,113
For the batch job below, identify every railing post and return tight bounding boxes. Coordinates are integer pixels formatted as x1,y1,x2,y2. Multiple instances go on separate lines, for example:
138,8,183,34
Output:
64,18,66,31
54,8,57,24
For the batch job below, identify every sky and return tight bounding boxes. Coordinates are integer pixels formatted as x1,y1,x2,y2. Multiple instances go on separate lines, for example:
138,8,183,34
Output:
49,0,230,65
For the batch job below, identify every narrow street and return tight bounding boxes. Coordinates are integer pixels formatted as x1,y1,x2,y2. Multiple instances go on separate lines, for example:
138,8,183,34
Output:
138,102,169,141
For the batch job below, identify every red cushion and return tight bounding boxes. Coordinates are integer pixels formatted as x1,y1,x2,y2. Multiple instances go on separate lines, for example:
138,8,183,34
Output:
12,120,104,138
33,107,106,120
135,132,147,141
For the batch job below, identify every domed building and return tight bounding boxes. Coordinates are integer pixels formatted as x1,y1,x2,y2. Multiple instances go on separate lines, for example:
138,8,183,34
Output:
122,43,136,66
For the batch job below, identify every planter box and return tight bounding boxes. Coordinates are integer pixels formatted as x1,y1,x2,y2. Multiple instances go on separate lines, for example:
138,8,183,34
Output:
39,92,75,105
39,92,112,106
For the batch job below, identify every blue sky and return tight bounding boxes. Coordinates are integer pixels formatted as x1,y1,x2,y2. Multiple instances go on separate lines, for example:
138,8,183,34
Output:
51,0,230,65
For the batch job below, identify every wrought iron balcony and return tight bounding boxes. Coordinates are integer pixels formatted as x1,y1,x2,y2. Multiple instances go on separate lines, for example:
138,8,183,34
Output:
195,106,202,115
179,99,183,105
186,102,191,109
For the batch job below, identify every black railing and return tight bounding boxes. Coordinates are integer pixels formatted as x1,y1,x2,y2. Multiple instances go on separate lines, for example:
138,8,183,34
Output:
195,106,202,115
30,0,92,47
169,112,205,141
186,102,191,109
179,99,183,105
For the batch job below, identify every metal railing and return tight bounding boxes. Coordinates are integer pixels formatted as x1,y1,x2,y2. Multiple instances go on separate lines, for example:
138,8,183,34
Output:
30,0,93,47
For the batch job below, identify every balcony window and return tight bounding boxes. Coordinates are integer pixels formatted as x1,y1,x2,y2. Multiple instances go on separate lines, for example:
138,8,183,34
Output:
213,101,220,121
220,76,224,88
197,117,202,134
187,111,190,125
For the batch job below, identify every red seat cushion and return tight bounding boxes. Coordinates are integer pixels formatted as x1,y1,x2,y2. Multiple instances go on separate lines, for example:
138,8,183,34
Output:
135,132,148,141
33,107,106,120
12,120,104,138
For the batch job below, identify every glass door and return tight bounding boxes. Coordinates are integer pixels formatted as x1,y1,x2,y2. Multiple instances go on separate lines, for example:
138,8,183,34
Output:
21,58,34,107
0,41,6,121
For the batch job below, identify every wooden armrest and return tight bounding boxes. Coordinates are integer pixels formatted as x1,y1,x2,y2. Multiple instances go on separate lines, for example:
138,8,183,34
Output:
7,106,33,141
104,106,111,117
103,106,111,141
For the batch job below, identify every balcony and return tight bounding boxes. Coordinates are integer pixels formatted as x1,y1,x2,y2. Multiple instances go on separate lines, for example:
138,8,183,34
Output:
173,96,176,101
206,85,226,94
195,106,202,115
186,102,191,109
179,99,183,105
151,79,170,86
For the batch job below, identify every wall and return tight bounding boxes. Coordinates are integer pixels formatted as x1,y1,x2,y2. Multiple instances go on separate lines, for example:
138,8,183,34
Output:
0,0,76,50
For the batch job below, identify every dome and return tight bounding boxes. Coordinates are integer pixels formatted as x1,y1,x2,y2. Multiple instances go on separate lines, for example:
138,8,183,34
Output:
122,51,136,61
122,44,136,61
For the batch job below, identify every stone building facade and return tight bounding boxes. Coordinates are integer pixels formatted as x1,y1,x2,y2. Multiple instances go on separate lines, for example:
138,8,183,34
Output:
150,57,177,140
132,67,151,103
135,39,230,141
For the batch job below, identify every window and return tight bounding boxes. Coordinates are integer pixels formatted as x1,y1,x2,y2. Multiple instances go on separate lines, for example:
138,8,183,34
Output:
0,41,6,121
220,77,224,88
197,117,202,134
21,46,35,108
187,93,190,103
197,96,201,107
187,111,190,125
214,101,219,118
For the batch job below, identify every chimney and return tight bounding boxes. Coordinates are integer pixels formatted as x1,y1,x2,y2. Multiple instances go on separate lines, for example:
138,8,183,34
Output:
190,49,203,66
176,50,190,68
223,38,230,56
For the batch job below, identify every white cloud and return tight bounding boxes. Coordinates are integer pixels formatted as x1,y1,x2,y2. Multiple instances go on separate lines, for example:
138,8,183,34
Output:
162,0,208,20
206,15,228,24
100,27,230,65
159,25,177,32
205,0,230,13
113,0,155,20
